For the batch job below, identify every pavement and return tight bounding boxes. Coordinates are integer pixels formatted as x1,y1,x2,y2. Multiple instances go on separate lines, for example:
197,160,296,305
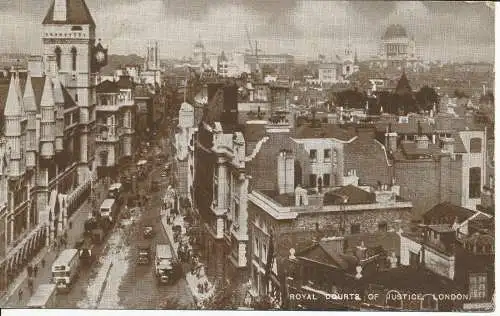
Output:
0,181,107,308
161,212,215,307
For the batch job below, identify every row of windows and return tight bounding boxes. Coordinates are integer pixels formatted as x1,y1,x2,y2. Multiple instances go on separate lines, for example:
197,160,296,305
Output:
54,46,78,71
309,174,331,187
309,149,333,162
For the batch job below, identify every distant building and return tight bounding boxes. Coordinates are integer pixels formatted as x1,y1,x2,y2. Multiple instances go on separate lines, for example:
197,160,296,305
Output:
369,24,423,72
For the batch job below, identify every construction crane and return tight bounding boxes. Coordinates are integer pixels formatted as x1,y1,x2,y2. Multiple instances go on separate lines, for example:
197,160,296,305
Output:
245,25,261,74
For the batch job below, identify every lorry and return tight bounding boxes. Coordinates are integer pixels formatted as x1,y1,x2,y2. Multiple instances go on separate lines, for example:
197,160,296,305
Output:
26,283,57,308
51,249,80,292
155,244,174,284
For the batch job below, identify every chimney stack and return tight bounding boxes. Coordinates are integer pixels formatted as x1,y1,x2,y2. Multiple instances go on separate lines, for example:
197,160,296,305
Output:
385,124,398,152
277,150,295,194
441,137,454,155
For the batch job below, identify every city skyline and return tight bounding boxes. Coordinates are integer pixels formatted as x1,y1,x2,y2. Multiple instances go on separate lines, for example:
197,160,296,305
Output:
0,1,495,63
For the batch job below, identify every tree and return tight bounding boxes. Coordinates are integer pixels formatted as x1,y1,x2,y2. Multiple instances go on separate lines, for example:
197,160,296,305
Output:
415,86,439,111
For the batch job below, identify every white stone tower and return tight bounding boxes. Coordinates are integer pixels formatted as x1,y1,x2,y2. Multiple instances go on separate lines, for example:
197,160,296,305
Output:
3,69,27,178
42,0,97,184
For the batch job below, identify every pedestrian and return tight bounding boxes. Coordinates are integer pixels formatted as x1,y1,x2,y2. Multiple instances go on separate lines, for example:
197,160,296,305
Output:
28,277,34,294
18,288,23,302
33,265,38,278
41,258,46,268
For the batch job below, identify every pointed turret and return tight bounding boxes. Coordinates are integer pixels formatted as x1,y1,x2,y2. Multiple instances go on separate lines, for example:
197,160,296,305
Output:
395,72,412,95
40,75,56,159
4,71,23,118
3,70,25,177
24,74,38,169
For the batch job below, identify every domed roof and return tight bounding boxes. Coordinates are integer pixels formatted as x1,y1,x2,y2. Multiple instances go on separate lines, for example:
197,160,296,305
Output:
382,24,408,40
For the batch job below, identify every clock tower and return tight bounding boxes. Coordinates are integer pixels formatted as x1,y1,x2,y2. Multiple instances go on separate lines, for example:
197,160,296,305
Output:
41,0,102,184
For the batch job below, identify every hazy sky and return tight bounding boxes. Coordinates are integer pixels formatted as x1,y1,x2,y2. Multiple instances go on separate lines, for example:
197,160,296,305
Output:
0,0,494,62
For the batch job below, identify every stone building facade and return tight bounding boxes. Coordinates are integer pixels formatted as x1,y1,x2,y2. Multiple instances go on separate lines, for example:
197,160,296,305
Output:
0,0,106,294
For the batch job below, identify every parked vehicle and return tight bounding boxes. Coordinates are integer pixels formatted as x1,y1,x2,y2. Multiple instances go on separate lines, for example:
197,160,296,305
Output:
137,241,152,265
155,244,174,284
26,284,57,308
51,249,80,292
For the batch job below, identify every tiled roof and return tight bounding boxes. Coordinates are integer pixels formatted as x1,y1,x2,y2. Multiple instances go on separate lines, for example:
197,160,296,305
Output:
324,185,375,205
96,80,119,94
427,224,454,233
362,266,458,293
31,77,46,110
62,86,77,109
344,232,401,257
400,141,445,158
294,124,357,141
116,76,134,90
423,202,476,224
43,0,96,26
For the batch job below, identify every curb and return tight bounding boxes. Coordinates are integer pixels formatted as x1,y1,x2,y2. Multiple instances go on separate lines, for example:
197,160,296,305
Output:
0,182,106,305
160,216,213,305
95,261,114,308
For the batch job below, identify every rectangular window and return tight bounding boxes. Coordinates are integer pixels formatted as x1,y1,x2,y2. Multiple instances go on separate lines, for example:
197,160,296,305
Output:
309,174,317,187
378,222,388,232
323,174,330,186
324,149,331,161
469,273,487,300
254,237,260,257
309,149,317,161
350,224,361,234
469,167,481,198
470,138,482,153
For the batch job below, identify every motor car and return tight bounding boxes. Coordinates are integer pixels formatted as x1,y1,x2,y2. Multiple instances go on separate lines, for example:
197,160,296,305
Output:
143,225,154,239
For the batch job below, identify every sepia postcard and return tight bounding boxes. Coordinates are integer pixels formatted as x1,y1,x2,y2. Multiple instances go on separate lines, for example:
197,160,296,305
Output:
0,0,495,312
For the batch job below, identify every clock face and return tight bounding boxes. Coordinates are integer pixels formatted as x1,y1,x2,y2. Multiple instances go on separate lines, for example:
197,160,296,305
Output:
96,51,105,63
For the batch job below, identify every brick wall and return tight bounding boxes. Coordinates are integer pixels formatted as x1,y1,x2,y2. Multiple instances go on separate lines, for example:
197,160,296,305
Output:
246,132,292,192
344,135,392,187
395,157,462,219
247,199,411,282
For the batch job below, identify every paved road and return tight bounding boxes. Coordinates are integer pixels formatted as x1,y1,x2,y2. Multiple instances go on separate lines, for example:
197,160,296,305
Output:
115,145,195,309
4,182,107,308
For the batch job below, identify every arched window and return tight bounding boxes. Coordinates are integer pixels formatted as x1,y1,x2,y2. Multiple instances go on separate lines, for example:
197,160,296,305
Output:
71,47,77,71
55,46,62,69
